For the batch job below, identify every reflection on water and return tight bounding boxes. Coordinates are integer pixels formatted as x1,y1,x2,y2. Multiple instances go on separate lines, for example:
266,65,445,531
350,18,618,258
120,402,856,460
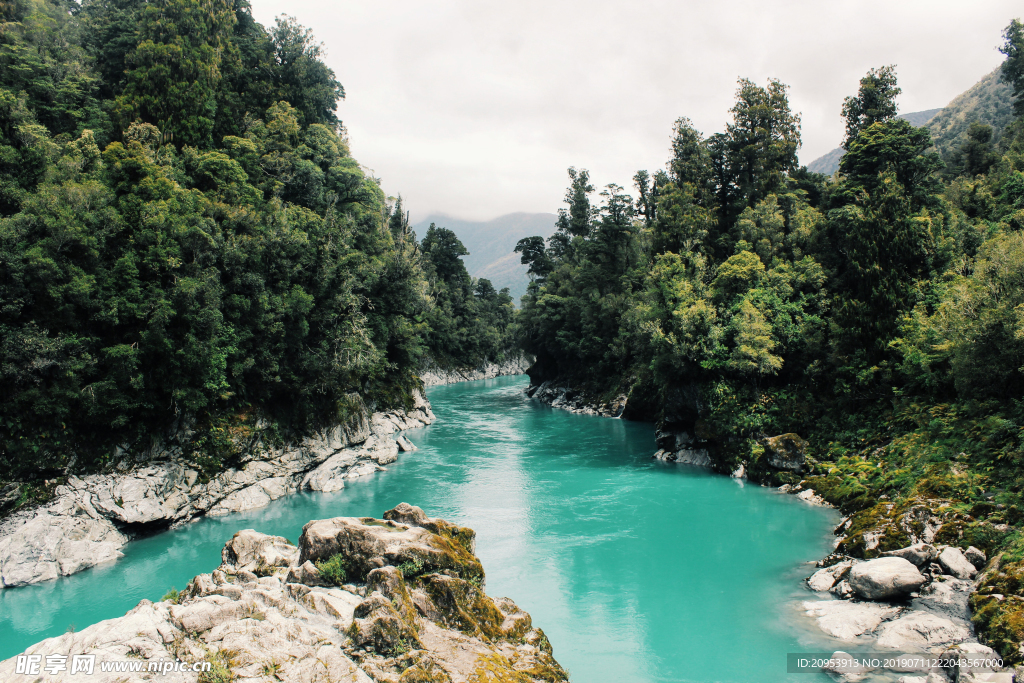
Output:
1,376,839,682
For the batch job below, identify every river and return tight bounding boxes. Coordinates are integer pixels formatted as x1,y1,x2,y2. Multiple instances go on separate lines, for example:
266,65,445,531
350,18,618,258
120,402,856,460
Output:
0,375,841,682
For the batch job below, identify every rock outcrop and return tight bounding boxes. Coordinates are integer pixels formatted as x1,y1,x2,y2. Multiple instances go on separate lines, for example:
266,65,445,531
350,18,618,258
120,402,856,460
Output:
526,381,629,418
0,393,436,589
420,355,532,386
0,505,568,683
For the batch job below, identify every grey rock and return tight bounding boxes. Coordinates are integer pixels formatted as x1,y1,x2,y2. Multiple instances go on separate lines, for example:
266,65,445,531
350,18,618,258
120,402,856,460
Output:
882,543,938,567
823,650,873,682
419,355,531,386
808,560,856,592
940,642,1001,682
912,575,973,625
849,557,927,600
965,546,987,570
831,580,855,599
875,611,970,650
938,547,976,580
803,600,900,640
0,391,436,589
0,511,567,682
220,529,297,572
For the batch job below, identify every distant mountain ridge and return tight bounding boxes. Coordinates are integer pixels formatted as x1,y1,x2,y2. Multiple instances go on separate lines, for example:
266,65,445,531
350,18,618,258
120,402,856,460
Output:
413,212,558,303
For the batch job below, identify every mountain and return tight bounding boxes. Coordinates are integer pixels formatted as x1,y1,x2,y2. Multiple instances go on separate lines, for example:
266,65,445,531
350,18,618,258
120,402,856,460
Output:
414,212,558,303
806,109,943,175
927,67,1015,159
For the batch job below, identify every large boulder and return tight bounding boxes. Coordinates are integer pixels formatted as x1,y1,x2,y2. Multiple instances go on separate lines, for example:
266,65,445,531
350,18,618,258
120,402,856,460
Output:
938,547,976,580
762,433,808,472
849,557,926,600
808,560,857,592
297,505,483,584
803,600,900,640
875,611,970,650
882,543,937,568
965,546,987,570
220,529,298,573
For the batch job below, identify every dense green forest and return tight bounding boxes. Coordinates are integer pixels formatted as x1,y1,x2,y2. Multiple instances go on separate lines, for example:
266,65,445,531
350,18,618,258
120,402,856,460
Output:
517,25,1024,658
0,0,515,485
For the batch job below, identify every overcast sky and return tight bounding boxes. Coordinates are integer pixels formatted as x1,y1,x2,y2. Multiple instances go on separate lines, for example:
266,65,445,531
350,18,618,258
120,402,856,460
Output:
249,0,1021,223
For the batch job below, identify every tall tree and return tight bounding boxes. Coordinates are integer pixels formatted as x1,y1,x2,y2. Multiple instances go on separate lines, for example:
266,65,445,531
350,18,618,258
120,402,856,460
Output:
1001,18,1024,116
841,65,901,149
726,78,801,212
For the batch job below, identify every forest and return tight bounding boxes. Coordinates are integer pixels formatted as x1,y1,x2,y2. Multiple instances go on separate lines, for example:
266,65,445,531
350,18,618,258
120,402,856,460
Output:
5,0,1024,662
515,22,1024,658
0,0,516,484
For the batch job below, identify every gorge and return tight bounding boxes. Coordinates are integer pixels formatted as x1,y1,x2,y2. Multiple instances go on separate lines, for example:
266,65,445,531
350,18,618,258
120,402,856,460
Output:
2,376,844,682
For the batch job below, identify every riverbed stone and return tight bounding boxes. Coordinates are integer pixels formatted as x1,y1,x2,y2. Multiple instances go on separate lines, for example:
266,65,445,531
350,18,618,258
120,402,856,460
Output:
849,557,926,600
803,600,901,640
938,547,977,579
808,560,857,592
875,610,970,650
882,543,937,567
965,546,987,569
823,650,873,682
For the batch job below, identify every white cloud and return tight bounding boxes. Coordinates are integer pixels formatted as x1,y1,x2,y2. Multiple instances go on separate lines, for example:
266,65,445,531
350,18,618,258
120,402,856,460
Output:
249,0,1020,221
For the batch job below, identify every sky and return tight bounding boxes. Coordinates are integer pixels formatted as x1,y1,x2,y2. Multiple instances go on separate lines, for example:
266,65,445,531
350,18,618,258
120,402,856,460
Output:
249,0,1021,223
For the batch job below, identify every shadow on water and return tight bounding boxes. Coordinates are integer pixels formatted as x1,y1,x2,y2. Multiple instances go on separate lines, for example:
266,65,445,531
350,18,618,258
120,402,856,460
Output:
1,375,839,682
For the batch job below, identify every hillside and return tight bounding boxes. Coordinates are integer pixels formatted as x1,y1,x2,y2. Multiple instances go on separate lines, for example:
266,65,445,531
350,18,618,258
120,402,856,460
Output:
414,212,558,302
927,67,1015,159
807,108,943,175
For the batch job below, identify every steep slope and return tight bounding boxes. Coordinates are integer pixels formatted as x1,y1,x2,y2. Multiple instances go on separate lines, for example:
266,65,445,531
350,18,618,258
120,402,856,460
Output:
927,67,1015,159
414,212,558,302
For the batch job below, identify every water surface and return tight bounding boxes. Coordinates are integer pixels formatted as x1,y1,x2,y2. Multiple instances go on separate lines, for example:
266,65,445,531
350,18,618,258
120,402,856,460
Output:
1,376,840,681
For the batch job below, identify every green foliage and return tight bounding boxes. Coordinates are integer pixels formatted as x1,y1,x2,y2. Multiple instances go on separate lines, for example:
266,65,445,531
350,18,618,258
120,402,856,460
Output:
314,553,348,586
0,0,506,485
161,587,180,604
841,65,900,149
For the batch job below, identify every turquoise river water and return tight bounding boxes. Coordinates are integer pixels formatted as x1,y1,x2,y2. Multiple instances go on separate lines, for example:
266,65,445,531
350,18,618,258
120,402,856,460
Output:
0,376,843,682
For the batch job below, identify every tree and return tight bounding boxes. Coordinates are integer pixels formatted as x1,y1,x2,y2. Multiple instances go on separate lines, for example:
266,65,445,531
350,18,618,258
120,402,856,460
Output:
957,122,999,177
421,224,470,289
514,235,552,279
726,78,801,210
1001,19,1024,116
841,66,900,149
114,0,238,147
728,298,782,380
554,167,595,239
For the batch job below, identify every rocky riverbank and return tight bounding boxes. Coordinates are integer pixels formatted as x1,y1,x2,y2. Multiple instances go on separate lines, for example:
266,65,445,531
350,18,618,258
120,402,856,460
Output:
800,542,1016,682
420,354,532,387
526,380,628,417
0,393,435,589
0,504,569,683
525,379,1023,681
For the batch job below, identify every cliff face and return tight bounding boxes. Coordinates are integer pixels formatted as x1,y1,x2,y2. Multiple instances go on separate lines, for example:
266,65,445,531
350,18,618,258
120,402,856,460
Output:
419,355,532,387
0,393,436,589
0,505,568,683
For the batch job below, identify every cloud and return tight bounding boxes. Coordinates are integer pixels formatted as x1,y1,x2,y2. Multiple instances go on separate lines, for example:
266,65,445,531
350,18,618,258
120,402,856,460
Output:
249,0,1019,221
